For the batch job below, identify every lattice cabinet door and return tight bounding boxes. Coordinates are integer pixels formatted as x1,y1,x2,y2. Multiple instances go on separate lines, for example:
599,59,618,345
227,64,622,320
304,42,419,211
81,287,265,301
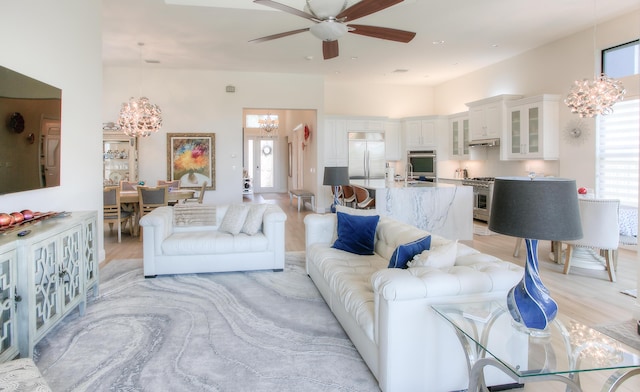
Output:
60,226,83,315
83,214,99,297
31,236,61,337
0,246,18,362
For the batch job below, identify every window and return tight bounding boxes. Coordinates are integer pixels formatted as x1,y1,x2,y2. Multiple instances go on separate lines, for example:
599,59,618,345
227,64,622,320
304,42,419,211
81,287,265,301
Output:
245,114,279,128
602,40,639,78
596,98,640,208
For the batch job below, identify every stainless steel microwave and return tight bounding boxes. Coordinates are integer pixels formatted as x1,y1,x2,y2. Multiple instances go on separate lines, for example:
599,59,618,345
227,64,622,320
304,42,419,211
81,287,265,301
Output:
407,150,437,178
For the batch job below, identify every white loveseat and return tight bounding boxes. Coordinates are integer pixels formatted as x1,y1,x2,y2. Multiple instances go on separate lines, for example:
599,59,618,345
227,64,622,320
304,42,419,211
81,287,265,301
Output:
304,209,525,392
140,204,286,277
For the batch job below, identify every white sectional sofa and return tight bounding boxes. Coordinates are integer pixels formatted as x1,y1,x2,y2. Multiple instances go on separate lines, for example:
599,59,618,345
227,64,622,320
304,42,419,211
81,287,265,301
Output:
139,204,286,277
304,208,525,392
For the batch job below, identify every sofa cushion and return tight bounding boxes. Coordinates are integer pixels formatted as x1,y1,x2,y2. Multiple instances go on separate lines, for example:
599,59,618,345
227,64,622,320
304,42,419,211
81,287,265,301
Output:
241,204,268,235
408,240,458,268
388,235,432,269
219,204,250,235
332,212,380,255
173,204,216,227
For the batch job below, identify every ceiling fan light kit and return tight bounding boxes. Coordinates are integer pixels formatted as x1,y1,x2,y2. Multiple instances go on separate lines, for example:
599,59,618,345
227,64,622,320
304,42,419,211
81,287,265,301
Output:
252,0,415,60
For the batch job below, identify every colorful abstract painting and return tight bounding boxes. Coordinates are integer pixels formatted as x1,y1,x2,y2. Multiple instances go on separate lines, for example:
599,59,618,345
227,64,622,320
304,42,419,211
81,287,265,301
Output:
167,133,215,189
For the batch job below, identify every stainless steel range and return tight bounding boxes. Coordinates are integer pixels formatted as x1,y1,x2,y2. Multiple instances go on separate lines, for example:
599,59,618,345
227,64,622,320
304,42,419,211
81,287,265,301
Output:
462,177,495,222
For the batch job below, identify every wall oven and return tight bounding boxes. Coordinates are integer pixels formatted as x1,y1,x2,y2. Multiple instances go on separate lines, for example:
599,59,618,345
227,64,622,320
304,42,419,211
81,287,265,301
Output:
407,150,437,179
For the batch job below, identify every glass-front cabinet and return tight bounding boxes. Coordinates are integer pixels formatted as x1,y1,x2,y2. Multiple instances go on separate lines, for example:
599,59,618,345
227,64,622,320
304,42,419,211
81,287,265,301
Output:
505,94,560,160
449,112,469,160
103,131,138,186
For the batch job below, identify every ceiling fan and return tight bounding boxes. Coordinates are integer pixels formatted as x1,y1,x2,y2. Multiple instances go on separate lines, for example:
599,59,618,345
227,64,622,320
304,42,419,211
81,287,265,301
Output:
250,0,416,60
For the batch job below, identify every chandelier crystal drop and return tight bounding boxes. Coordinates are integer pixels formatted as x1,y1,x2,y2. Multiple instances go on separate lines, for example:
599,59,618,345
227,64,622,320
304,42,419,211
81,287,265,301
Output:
118,97,163,137
564,73,626,118
259,114,279,137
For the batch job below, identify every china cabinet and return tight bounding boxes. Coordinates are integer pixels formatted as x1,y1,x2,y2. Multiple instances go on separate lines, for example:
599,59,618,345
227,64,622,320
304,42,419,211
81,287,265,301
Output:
449,112,469,160
0,244,18,362
103,131,138,186
7,211,98,358
466,95,522,141
505,94,560,160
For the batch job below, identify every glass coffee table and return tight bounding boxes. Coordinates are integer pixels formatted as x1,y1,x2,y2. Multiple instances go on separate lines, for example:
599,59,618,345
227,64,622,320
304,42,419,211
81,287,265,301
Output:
432,301,640,392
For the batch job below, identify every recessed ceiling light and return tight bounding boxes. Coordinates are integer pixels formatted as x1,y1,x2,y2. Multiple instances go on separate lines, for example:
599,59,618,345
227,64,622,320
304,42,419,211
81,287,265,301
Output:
305,55,314,61
351,56,358,60
392,69,409,73
144,59,161,64
491,44,499,48
432,40,445,45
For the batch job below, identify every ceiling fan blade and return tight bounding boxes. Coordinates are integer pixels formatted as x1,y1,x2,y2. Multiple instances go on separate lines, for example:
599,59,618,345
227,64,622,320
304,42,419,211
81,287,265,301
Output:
347,24,416,43
253,0,319,22
249,28,310,43
323,40,339,60
337,0,403,22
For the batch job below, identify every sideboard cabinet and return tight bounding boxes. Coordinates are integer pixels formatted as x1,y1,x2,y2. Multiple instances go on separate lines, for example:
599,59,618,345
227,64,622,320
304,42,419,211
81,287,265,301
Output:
0,211,98,359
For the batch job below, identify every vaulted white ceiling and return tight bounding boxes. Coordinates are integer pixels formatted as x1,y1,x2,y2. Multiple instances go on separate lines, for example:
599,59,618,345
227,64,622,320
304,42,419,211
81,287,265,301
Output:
102,0,639,86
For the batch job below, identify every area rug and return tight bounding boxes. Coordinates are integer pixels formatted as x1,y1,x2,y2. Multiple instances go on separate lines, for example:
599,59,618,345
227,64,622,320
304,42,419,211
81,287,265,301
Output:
34,252,379,392
593,319,640,352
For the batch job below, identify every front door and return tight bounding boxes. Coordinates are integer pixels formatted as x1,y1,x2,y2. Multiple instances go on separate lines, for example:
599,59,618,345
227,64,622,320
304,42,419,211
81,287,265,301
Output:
248,137,277,193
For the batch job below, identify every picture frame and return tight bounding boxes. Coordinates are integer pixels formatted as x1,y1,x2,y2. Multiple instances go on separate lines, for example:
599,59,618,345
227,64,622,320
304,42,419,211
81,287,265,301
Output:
167,132,215,190
288,142,292,178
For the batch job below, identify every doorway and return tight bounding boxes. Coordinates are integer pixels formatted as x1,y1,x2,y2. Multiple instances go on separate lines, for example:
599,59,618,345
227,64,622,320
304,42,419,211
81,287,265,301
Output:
247,137,277,193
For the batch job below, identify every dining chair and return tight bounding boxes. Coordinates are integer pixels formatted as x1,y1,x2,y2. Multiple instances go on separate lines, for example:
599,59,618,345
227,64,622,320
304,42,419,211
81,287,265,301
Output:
103,186,133,243
341,185,356,208
184,181,207,204
353,185,375,209
137,186,169,241
120,180,137,191
563,198,620,282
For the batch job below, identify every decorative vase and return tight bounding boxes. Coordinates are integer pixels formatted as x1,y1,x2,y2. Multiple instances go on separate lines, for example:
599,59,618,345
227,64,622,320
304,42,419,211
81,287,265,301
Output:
506,238,558,333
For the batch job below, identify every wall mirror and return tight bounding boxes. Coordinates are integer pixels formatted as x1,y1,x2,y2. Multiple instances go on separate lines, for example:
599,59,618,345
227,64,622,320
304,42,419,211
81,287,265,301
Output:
0,65,61,195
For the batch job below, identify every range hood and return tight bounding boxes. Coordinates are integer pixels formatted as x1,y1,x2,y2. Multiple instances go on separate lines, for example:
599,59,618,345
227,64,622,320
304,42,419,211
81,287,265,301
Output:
469,138,500,147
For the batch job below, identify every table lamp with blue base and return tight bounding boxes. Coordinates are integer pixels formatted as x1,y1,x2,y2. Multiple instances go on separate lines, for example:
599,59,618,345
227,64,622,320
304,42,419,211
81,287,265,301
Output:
489,177,582,335
323,166,349,213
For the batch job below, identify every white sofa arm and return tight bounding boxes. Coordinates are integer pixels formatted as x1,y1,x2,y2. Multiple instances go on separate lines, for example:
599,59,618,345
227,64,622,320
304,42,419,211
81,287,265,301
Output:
262,205,287,270
139,206,173,253
304,213,336,247
371,262,523,301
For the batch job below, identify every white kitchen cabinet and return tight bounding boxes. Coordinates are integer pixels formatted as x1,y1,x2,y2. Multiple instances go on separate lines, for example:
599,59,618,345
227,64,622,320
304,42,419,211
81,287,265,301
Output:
506,94,560,160
403,116,448,155
324,117,348,166
103,131,138,186
347,119,384,132
466,95,522,141
12,211,97,358
0,244,18,362
384,120,402,161
449,112,470,160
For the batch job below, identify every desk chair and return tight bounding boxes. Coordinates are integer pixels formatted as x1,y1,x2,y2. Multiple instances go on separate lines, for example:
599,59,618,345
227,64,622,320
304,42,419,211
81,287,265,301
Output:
563,198,620,282
103,186,133,243
184,181,207,204
137,186,169,241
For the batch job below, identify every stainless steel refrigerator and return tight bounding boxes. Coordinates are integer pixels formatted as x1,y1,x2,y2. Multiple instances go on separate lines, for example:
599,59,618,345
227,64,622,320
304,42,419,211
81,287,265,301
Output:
348,132,386,179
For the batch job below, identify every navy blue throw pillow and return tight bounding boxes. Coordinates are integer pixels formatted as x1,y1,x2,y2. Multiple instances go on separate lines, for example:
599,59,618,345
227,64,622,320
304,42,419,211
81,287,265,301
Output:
332,212,380,255
388,235,432,269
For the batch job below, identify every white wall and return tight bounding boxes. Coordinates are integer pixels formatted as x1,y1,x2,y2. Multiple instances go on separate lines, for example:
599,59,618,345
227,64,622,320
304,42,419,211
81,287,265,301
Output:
0,2,103,254
103,68,324,206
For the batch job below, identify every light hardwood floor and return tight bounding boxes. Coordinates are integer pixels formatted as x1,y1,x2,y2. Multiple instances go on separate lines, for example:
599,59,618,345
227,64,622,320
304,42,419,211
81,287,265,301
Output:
103,193,640,391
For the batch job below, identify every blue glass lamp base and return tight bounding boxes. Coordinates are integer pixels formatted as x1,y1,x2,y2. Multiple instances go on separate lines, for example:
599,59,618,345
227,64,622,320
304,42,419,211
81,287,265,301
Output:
507,238,558,334
330,187,341,213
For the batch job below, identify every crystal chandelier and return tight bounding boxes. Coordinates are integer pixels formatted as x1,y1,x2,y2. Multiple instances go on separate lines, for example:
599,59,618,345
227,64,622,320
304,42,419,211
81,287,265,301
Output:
564,0,625,118
118,97,163,137
117,43,163,137
565,74,626,118
259,113,279,137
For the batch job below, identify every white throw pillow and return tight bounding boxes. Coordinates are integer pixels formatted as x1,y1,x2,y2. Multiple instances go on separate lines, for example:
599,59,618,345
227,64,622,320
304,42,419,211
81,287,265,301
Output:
218,204,250,235
173,204,216,227
241,204,268,235
408,240,458,268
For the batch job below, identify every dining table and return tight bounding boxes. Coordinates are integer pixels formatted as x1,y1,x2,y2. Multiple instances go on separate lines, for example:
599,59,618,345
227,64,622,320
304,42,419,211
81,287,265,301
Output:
119,189,195,236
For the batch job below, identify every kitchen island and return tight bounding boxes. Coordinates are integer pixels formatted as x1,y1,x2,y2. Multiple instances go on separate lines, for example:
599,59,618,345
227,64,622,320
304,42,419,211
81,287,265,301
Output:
350,179,473,241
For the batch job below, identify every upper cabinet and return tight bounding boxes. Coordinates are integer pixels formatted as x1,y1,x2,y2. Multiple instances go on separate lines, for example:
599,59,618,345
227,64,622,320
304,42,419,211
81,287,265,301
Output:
324,117,348,166
505,94,560,160
466,95,523,141
384,120,402,161
403,116,448,159
448,112,469,160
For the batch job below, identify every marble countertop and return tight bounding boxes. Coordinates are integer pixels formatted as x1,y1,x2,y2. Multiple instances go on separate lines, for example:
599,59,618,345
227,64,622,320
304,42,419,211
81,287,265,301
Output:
350,179,459,189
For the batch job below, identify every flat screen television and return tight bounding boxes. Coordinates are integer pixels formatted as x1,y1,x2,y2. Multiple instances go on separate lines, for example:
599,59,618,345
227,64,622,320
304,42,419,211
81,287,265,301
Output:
0,65,61,195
